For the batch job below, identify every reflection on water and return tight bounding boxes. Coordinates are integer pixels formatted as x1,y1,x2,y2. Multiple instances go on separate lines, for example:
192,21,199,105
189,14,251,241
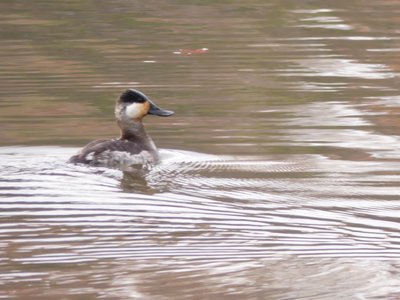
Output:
295,58,395,79
2,0,400,299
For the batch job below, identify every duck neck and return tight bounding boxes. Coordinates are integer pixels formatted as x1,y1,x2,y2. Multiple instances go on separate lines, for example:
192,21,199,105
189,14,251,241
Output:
117,120,157,152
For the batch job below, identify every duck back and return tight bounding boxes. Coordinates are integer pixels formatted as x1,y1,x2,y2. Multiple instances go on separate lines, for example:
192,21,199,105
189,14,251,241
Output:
69,139,158,168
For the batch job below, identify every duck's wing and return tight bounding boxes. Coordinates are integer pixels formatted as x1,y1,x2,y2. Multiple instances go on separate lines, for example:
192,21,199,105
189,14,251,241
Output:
68,139,143,164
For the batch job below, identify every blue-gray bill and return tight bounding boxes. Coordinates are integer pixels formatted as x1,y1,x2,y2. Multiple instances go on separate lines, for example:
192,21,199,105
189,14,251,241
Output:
148,99,174,116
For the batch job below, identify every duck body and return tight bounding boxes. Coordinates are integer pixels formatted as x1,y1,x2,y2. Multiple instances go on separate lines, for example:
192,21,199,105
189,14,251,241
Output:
68,89,174,170
68,138,158,169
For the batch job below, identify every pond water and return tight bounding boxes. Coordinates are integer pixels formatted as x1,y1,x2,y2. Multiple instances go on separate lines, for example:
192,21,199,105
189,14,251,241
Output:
2,0,400,299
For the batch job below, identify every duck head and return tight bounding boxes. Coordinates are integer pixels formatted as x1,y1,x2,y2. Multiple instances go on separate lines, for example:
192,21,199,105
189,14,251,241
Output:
115,89,174,122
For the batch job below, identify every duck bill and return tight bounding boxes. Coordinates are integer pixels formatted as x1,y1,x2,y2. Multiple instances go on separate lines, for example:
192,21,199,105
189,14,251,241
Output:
148,99,174,117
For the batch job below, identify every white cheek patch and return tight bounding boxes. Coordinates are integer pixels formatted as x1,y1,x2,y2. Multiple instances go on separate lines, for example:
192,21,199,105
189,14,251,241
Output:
125,103,145,119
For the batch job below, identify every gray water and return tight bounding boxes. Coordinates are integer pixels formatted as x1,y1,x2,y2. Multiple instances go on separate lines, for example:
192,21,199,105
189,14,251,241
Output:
2,1,400,299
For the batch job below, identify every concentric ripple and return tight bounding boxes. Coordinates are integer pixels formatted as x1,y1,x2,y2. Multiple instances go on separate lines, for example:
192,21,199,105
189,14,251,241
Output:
1,147,400,299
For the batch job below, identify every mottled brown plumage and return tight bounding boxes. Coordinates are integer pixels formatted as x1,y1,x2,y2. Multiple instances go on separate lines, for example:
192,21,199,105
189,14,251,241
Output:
69,139,147,165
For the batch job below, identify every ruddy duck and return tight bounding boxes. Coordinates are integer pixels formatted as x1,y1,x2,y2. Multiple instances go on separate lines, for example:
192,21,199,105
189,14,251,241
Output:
68,89,174,170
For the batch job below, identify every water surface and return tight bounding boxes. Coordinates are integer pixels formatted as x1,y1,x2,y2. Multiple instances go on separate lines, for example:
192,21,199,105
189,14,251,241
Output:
1,0,400,299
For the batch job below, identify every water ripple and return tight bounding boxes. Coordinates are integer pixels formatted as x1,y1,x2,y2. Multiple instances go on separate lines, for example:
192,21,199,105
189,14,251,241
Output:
1,147,400,271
